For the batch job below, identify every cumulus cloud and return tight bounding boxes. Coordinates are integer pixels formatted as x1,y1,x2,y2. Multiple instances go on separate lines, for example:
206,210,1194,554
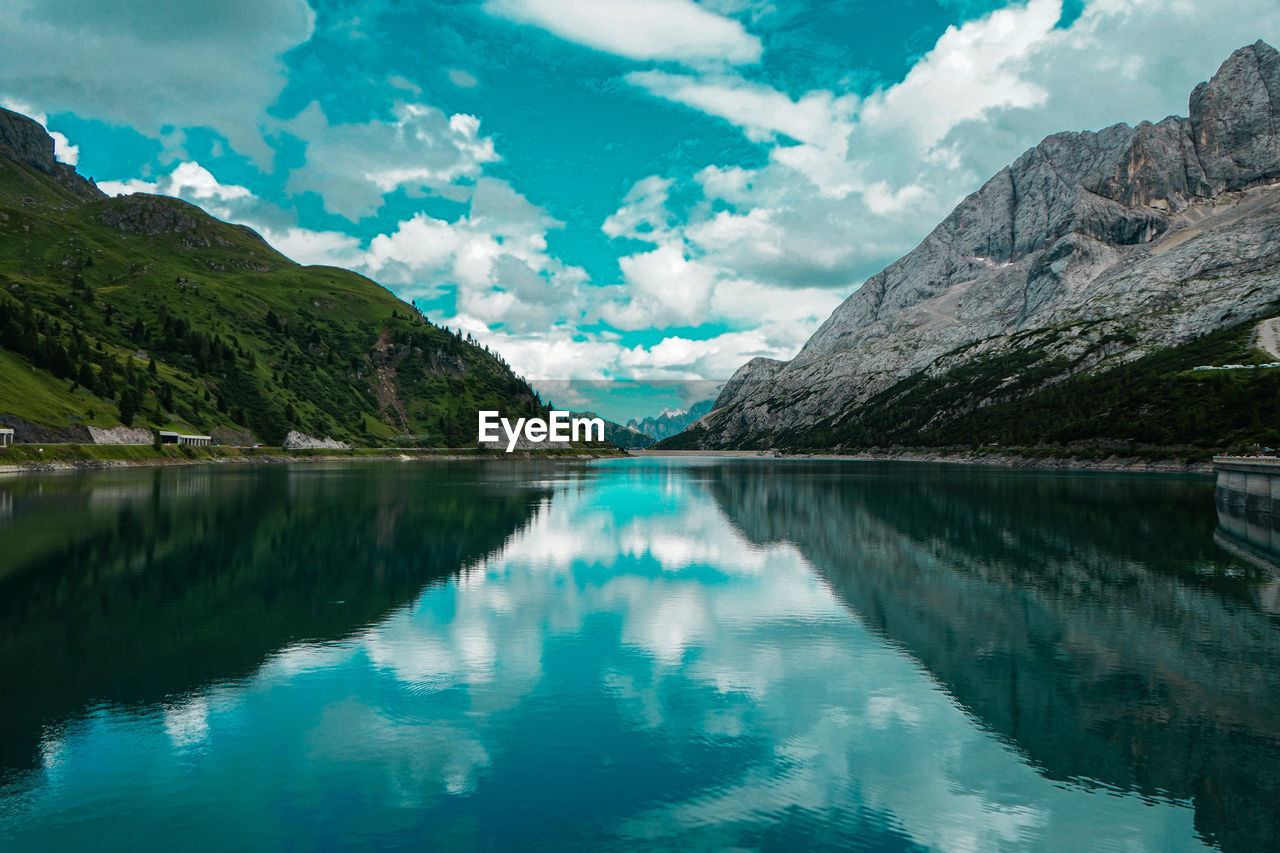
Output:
0,0,313,166
462,307,838,383
859,0,1061,151
602,243,718,330
594,171,847,336
98,160,260,221
354,178,589,333
284,101,500,220
258,227,365,269
602,176,678,243
484,0,762,65
627,71,859,197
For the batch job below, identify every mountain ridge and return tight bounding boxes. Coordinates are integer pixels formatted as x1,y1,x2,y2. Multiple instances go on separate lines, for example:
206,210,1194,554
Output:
0,106,546,447
685,40,1280,450
626,399,713,441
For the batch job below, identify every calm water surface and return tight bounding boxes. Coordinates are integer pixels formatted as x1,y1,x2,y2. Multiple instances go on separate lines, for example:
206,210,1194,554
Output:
1,459,1279,851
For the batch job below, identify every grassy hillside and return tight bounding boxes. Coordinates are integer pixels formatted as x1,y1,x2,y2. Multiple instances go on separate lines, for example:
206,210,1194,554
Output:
0,117,544,447
665,313,1280,457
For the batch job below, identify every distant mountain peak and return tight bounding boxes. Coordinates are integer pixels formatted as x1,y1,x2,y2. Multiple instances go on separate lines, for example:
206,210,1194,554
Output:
628,400,714,441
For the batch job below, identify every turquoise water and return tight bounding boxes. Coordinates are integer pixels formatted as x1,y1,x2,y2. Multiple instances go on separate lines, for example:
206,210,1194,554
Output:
1,459,1278,851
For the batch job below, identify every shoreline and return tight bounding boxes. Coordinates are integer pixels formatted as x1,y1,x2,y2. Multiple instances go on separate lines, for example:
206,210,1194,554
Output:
0,445,624,476
0,444,1216,476
630,448,1215,474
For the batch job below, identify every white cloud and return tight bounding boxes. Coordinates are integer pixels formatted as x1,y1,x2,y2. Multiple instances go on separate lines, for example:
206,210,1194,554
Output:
627,71,859,197
448,69,479,88
602,176,677,243
602,243,717,330
366,214,466,275
626,71,852,146
98,160,259,222
0,0,313,166
284,101,499,220
484,0,762,65
859,0,1061,151
452,316,835,384
96,177,160,197
165,161,254,204
258,227,365,269
353,178,588,334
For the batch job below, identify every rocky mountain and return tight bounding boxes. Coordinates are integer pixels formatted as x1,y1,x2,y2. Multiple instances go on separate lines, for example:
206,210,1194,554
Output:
0,106,545,447
574,412,654,449
626,399,714,442
684,41,1280,451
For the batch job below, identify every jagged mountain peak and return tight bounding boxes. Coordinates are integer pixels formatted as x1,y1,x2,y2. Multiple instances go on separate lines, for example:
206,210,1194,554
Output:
0,107,62,175
1190,39,1280,193
694,41,1280,449
0,106,103,202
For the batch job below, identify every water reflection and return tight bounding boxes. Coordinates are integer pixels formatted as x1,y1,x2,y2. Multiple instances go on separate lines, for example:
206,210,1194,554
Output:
0,460,1276,851
0,462,551,775
704,461,1280,852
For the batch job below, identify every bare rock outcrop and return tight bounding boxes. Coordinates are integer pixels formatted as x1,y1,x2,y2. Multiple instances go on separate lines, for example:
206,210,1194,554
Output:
88,426,152,445
0,107,103,202
0,415,89,444
282,431,350,450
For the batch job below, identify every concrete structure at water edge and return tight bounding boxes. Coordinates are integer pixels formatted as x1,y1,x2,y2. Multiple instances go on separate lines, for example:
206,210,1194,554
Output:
1213,455,1280,559
0,428,12,447
157,431,212,447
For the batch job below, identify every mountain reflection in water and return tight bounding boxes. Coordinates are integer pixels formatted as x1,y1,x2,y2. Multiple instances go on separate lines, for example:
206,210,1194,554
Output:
705,461,1280,852
0,459,1276,852
0,463,551,775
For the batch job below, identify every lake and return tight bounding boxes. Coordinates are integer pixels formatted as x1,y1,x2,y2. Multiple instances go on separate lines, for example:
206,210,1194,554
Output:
1,458,1278,851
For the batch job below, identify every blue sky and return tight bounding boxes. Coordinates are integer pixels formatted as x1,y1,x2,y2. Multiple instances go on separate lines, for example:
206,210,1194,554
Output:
3,0,1279,413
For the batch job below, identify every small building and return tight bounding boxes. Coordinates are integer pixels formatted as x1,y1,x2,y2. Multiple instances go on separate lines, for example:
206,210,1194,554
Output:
0,428,13,447
158,430,212,447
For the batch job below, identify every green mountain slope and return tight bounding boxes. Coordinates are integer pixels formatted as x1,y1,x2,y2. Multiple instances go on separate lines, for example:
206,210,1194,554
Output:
0,106,543,447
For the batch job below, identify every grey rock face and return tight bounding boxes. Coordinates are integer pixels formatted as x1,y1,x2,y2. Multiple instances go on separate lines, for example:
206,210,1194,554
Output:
0,108,59,174
626,399,714,441
282,431,351,450
0,107,103,201
87,426,153,445
698,41,1280,447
